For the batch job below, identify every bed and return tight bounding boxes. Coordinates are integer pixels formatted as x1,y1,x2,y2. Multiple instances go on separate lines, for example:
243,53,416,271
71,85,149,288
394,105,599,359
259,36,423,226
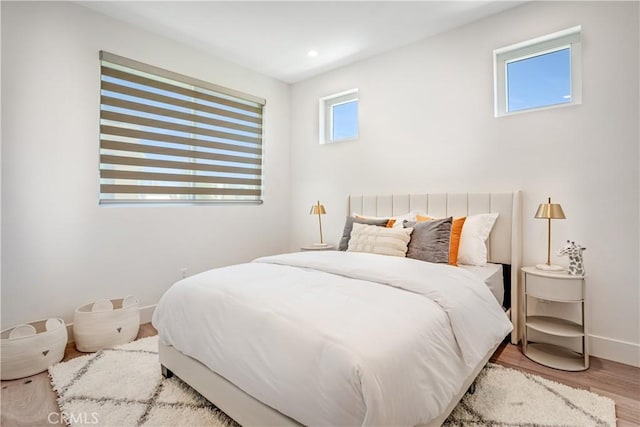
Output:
460,262,504,306
154,191,522,426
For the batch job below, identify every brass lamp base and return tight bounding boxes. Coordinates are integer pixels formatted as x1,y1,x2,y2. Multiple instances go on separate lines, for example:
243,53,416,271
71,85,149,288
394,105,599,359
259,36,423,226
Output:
312,242,331,248
536,263,564,272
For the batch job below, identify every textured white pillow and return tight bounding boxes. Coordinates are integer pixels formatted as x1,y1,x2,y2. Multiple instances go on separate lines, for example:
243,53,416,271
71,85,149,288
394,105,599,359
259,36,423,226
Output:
347,223,413,257
457,213,499,266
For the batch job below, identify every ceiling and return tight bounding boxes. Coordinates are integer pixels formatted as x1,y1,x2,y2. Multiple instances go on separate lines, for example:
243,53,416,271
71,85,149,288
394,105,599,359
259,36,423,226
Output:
80,1,524,84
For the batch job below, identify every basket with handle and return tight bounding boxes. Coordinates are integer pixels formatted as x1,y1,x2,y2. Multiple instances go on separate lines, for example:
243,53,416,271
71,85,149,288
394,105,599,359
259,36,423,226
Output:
1,318,68,380
73,295,140,352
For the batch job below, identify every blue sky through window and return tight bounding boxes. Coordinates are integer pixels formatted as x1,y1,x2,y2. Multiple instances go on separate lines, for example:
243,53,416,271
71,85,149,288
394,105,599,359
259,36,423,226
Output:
332,100,358,140
507,47,571,112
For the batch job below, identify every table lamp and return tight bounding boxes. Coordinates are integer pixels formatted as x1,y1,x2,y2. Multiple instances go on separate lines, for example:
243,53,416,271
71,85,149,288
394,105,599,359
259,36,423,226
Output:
534,197,566,271
310,201,328,247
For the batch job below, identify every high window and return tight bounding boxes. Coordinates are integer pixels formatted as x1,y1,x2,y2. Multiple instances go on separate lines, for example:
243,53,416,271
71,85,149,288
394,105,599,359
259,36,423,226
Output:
319,89,358,144
99,51,265,204
494,26,582,117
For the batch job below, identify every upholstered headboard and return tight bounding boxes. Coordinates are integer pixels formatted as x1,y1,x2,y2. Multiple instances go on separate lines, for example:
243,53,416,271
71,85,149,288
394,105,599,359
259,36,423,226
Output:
347,191,523,344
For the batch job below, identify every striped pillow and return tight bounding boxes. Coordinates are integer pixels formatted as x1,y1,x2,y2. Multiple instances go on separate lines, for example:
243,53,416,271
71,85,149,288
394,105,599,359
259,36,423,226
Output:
347,223,413,257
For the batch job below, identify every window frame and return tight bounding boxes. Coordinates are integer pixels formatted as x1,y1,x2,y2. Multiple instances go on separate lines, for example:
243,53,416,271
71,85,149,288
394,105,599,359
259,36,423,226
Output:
319,89,359,144
493,26,582,117
98,51,266,205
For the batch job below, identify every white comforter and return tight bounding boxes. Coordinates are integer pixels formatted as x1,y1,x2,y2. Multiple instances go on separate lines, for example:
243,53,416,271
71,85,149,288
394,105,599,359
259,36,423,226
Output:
153,251,512,426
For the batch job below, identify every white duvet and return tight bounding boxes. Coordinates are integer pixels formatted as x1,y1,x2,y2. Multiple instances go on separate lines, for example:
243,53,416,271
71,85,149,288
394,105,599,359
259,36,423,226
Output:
153,251,512,426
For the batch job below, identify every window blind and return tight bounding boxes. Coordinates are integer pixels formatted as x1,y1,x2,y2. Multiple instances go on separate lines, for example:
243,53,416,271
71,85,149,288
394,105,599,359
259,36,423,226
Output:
99,51,265,204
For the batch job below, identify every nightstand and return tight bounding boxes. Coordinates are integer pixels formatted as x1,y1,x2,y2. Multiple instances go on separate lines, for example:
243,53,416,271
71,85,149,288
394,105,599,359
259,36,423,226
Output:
522,266,588,371
300,245,335,251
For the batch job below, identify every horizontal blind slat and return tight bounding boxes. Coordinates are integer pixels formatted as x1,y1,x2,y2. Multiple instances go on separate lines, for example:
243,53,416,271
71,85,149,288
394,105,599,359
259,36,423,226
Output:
100,155,261,176
101,184,261,196
101,95,261,135
100,125,262,155
101,66,262,115
102,111,262,145
100,169,262,186
100,140,261,166
101,81,262,125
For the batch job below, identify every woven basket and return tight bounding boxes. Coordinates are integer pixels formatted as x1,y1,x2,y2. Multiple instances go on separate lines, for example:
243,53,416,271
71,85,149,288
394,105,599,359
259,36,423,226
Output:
73,296,140,352
1,318,68,380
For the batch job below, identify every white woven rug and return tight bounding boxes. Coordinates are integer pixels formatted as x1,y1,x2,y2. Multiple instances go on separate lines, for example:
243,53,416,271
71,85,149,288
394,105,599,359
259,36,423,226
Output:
49,336,616,427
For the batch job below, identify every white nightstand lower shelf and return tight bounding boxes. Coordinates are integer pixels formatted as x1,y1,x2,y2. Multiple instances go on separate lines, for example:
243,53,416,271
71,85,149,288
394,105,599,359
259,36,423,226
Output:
525,343,587,372
522,266,589,371
526,316,584,337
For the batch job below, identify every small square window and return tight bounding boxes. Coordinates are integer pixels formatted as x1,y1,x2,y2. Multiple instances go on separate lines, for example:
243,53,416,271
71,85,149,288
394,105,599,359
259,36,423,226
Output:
507,48,571,112
320,89,358,144
494,26,581,117
331,100,358,140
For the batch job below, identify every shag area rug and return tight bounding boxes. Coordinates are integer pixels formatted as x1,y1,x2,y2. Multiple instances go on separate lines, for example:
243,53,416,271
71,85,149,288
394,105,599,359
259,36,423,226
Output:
49,336,616,427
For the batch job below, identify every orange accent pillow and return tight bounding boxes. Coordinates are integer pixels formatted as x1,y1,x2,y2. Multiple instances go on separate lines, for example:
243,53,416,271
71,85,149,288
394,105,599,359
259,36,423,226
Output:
449,217,466,266
415,214,433,222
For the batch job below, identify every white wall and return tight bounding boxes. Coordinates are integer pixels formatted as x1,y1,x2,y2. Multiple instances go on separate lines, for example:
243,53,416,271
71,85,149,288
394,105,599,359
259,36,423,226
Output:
289,1,639,365
1,2,291,327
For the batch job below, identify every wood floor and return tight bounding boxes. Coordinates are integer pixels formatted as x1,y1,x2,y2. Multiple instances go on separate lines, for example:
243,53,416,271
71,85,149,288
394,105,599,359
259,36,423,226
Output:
2,324,638,426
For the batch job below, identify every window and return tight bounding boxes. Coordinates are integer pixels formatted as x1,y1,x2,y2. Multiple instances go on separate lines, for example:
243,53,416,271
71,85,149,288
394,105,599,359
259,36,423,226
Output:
494,26,581,117
319,89,358,144
99,51,265,204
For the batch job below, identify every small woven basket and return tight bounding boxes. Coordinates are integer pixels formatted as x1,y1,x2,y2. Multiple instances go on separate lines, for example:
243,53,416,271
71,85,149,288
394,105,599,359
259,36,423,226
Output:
1,318,68,380
73,296,140,352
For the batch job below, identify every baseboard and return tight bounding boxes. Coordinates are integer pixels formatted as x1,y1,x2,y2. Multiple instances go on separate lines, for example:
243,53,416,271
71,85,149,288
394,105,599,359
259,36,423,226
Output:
590,334,640,367
65,304,156,344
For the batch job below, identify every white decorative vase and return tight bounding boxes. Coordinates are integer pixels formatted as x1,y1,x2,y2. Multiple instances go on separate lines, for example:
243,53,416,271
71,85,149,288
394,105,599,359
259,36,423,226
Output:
1,318,68,380
73,296,140,352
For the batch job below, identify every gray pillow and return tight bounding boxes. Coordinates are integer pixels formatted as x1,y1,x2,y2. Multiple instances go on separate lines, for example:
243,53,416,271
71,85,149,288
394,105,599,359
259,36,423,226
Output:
403,217,452,263
338,216,389,251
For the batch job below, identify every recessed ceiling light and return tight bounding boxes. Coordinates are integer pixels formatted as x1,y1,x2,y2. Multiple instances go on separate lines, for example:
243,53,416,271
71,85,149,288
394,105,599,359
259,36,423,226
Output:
307,50,319,58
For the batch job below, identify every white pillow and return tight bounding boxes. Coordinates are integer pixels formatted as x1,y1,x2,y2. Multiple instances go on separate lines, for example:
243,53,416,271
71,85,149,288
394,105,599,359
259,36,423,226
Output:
457,213,499,266
353,210,427,228
347,223,413,257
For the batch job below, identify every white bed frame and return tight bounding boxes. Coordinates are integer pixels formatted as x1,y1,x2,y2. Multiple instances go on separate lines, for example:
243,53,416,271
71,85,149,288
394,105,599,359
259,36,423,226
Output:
159,191,522,426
